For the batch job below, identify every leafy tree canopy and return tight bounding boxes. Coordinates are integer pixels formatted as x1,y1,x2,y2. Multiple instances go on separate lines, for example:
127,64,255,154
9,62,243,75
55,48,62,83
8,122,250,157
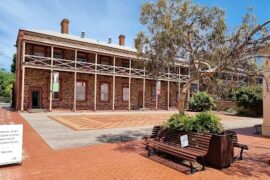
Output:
136,0,270,113
0,69,15,98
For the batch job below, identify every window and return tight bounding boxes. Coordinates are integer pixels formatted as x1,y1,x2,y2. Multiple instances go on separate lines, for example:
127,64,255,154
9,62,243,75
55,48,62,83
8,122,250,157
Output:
76,81,86,101
100,83,109,101
151,85,156,101
77,53,87,62
190,83,198,97
53,49,63,59
122,60,130,68
33,46,45,56
122,84,129,101
100,56,111,65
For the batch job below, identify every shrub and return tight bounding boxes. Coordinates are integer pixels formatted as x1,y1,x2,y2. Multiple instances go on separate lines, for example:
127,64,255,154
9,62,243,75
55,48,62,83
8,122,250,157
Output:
234,86,262,116
164,113,194,132
193,112,224,134
188,92,215,111
164,112,224,134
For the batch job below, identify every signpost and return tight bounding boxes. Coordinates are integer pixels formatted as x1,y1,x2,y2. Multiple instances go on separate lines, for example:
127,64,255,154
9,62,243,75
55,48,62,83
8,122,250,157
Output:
0,125,23,166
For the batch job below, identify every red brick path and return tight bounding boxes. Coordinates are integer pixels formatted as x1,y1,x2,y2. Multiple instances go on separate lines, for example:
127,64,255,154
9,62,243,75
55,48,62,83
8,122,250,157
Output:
0,106,270,179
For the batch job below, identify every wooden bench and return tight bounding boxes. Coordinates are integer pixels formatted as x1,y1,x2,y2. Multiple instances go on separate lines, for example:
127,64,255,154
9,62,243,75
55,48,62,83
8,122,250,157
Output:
143,126,163,141
225,130,249,160
145,128,212,174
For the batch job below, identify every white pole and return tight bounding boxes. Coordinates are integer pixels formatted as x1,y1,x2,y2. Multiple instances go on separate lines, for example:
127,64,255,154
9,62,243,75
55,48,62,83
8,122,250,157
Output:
143,65,146,110
49,46,54,111
167,66,170,111
128,59,131,111
178,66,181,107
112,57,115,111
94,53,97,111
73,49,77,112
20,41,25,111
156,80,158,111
187,67,190,110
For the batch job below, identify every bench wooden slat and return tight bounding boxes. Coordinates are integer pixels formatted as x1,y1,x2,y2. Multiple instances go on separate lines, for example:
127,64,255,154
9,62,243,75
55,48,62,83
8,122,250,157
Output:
145,127,212,173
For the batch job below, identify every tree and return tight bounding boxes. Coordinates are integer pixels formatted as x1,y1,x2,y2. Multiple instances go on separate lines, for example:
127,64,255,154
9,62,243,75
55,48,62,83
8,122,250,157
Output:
136,0,270,114
11,53,16,73
0,69,15,98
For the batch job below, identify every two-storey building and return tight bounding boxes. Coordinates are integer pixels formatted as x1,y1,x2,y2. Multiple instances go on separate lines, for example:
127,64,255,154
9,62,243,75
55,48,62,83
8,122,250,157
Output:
15,19,198,112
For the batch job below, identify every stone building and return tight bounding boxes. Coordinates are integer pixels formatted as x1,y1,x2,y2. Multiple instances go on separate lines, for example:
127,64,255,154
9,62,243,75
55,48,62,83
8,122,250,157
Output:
15,19,198,112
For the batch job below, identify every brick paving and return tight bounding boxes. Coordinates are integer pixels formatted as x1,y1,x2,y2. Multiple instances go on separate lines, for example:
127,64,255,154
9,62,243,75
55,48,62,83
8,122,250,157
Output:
48,111,262,131
0,106,270,179
49,114,169,130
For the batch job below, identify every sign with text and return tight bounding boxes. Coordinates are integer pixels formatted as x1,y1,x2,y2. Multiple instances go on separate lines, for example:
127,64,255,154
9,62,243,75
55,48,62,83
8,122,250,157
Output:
53,72,59,92
0,125,23,166
180,134,189,148
156,81,161,96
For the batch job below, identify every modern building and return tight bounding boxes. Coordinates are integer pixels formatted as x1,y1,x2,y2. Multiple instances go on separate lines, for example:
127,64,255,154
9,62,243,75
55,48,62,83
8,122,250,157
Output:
15,19,198,112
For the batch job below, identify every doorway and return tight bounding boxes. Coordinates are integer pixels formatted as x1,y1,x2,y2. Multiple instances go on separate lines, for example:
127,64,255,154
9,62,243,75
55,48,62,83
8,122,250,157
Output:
138,91,143,108
32,90,40,109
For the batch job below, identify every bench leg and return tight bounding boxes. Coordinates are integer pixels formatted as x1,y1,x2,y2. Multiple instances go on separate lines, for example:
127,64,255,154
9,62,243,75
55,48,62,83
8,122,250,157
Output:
147,147,155,157
190,161,194,174
239,148,244,160
201,157,206,170
147,147,151,157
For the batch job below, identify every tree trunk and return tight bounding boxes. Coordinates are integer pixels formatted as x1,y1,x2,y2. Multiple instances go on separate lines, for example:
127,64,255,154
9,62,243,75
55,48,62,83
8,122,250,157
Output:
178,86,189,115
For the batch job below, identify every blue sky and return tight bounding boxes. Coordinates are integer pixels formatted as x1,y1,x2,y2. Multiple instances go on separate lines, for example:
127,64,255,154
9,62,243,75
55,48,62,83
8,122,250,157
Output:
0,0,269,71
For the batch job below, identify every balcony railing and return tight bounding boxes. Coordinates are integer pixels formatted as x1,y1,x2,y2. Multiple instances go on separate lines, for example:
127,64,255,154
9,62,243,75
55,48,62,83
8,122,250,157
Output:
24,54,189,81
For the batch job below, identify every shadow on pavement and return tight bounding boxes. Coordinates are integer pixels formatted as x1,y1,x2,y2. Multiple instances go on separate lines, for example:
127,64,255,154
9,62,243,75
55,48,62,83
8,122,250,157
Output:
96,130,148,143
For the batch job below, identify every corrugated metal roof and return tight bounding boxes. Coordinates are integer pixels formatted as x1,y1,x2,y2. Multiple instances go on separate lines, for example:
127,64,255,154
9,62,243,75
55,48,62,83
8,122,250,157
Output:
21,29,137,53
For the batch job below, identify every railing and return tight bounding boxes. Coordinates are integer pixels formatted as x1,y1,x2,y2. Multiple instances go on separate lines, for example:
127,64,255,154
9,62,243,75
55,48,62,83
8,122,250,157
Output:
25,55,51,67
24,55,189,82
53,58,75,69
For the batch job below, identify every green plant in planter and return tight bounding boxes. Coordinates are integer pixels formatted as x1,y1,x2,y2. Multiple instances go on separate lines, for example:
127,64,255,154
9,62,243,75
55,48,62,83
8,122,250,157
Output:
164,112,224,134
193,112,224,134
189,92,215,112
164,113,194,132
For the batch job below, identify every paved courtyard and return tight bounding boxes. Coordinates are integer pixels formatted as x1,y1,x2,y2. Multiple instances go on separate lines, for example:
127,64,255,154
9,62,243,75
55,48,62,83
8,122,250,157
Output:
20,110,263,150
0,105,270,179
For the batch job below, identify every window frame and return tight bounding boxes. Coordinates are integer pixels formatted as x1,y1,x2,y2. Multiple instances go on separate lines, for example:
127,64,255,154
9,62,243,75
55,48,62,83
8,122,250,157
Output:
151,85,156,102
100,56,112,65
33,45,46,57
122,59,130,68
77,52,88,62
122,83,129,102
48,75,61,101
100,82,110,102
53,48,63,59
76,80,87,102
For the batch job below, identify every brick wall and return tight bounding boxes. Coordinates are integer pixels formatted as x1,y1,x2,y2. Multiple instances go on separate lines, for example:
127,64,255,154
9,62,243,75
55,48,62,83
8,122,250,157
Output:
24,68,50,110
24,68,180,111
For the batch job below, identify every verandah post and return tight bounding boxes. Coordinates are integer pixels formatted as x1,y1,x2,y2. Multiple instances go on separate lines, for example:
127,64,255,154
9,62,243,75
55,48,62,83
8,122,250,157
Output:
49,46,54,112
73,49,77,112
128,59,131,111
94,53,97,111
20,40,25,111
112,57,116,111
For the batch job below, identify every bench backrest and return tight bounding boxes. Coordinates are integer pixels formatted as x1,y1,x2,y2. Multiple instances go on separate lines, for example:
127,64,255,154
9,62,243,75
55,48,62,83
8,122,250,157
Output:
150,126,163,138
153,127,212,153
187,132,212,152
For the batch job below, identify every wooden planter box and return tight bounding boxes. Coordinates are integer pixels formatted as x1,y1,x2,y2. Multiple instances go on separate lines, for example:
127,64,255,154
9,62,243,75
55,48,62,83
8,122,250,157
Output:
205,134,234,169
